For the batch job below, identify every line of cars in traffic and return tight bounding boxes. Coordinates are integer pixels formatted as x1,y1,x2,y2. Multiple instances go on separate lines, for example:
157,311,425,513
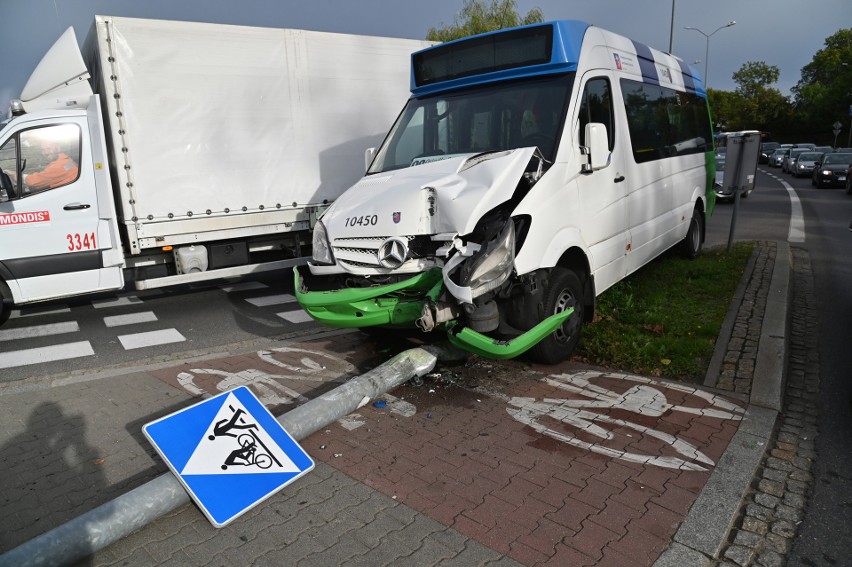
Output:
762,142,852,190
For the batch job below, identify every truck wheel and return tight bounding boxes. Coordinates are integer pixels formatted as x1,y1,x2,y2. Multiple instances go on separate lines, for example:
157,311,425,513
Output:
0,286,10,326
526,268,584,365
680,207,704,259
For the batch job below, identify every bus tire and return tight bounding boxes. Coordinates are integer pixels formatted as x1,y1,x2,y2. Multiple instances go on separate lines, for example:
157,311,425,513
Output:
681,207,703,260
526,267,584,365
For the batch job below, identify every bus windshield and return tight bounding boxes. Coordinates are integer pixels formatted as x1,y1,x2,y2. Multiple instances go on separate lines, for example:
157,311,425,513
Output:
368,73,574,174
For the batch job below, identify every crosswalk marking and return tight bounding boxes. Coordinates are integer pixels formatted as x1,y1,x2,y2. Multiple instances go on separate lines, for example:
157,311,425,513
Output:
9,306,71,319
245,294,296,307
0,321,79,342
92,296,143,309
276,310,313,324
220,282,269,293
0,341,95,369
118,328,186,350
103,311,158,328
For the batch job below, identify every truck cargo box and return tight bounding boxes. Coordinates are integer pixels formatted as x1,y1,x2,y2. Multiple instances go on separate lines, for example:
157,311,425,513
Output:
84,16,430,253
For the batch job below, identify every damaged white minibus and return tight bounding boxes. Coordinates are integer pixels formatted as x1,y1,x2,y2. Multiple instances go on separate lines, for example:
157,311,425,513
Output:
295,20,715,363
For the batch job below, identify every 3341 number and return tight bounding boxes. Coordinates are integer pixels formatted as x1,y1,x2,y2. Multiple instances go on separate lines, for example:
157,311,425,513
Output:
67,232,97,251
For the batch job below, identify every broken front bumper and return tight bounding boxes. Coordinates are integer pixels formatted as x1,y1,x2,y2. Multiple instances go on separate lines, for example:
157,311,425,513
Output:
293,266,573,359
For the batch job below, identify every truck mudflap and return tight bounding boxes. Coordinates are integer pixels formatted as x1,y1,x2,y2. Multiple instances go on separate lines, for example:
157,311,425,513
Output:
444,307,573,359
294,266,574,360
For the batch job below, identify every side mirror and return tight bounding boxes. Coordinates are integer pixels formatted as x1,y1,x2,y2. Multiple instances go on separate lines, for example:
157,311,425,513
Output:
581,123,609,172
364,147,377,172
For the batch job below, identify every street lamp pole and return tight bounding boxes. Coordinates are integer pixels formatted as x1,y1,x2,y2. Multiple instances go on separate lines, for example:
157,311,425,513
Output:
683,20,736,89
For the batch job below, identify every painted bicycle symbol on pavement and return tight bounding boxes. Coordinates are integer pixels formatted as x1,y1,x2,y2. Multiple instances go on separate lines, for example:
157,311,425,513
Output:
507,371,745,471
175,346,357,407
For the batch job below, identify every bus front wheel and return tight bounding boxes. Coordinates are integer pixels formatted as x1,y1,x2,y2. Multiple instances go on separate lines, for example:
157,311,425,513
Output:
526,268,585,365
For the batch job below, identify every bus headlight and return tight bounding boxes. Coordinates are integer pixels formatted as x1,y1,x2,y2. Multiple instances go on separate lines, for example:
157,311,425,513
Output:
311,221,335,265
463,221,515,299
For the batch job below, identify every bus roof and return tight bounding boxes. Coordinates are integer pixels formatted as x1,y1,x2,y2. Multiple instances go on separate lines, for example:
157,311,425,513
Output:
410,20,705,97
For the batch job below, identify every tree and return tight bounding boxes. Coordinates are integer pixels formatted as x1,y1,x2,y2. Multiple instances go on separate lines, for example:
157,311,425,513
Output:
720,61,790,134
427,0,544,43
792,29,852,143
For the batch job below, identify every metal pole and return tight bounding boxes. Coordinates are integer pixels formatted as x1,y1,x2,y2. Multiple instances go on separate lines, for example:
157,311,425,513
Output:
684,22,735,90
669,0,676,53
0,344,457,567
727,136,746,251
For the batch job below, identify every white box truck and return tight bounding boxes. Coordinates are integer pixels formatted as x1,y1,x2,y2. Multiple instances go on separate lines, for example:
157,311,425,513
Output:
0,16,430,314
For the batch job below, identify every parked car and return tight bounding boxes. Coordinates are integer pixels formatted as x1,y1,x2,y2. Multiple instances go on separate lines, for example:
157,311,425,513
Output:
769,148,788,167
834,147,852,153
846,163,852,194
791,152,823,177
714,151,727,199
814,146,833,154
782,148,808,173
812,153,852,188
759,142,780,164
793,143,816,150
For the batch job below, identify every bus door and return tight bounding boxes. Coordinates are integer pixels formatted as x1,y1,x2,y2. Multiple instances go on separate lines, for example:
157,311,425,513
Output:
573,73,628,292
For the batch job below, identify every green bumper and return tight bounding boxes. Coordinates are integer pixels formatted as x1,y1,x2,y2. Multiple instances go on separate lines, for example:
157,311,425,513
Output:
294,267,442,328
294,267,574,359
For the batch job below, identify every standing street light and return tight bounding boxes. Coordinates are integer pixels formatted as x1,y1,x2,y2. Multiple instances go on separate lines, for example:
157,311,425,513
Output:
684,20,736,88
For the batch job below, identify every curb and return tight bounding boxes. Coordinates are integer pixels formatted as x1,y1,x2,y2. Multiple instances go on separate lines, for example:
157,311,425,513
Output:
654,241,790,566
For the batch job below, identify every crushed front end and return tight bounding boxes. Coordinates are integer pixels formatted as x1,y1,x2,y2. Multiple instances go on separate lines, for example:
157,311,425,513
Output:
294,148,573,359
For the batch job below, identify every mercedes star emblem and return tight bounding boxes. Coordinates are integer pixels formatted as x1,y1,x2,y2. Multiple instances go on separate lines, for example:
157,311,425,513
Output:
377,237,408,269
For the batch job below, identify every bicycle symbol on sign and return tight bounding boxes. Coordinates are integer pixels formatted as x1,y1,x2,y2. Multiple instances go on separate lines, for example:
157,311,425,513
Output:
207,406,282,471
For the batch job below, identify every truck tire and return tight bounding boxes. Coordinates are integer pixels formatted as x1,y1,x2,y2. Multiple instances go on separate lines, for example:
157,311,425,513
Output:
680,207,704,259
0,284,10,326
526,268,584,365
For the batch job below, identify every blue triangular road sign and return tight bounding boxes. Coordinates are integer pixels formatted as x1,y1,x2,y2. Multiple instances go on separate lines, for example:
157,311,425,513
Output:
144,386,314,527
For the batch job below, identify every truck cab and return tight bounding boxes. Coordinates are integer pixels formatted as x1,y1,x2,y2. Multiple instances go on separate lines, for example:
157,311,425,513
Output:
0,28,124,309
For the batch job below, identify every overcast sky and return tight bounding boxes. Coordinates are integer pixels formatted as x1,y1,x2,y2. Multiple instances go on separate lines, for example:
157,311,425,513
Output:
2,0,850,113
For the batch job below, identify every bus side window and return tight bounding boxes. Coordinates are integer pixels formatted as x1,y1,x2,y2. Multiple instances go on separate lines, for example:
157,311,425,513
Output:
578,78,614,151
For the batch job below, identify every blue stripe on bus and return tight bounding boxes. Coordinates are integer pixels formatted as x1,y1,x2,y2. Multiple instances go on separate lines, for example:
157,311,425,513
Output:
677,59,705,96
631,41,660,86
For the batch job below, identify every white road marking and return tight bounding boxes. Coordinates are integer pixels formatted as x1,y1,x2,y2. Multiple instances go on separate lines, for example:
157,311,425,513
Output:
0,321,79,342
245,294,296,307
92,296,143,309
220,282,269,293
506,371,745,471
9,306,71,319
103,311,158,328
118,328,186,350
764,169,806,243
276,310,313,324
0,341,94,369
